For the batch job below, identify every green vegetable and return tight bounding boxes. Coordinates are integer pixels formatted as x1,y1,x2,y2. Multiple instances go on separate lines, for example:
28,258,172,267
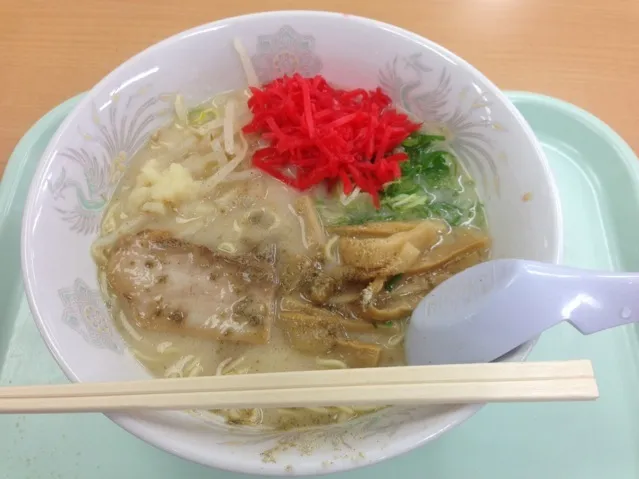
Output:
384,274,403,292
188,105,217,126
402,132,446,149
322,132,485,228
429,202,465,225
389,143,457,194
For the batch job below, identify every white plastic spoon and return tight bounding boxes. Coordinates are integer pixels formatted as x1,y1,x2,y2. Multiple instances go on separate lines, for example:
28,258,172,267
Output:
406,259,639,365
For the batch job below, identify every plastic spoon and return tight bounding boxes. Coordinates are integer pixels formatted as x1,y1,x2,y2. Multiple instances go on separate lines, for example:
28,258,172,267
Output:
406,259,639,365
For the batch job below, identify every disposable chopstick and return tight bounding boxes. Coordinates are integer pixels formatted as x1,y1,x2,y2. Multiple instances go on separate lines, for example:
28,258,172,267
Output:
0,379,598,413
0,360,595,399
0,360,598,414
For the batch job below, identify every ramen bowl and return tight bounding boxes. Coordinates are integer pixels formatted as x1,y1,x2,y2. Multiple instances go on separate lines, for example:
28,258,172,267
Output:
21,11,561,476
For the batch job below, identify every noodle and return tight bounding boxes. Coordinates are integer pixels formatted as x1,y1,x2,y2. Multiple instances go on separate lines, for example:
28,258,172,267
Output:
215,357,233,376
328,292,361,305
119,310,143,341
324,235,340,263
386,321,406,348
173,218,206,237
187,359,204,377
212,357,263,425
156,341,178,354
164,354,195,378
132,349,164,363
222,357,245,374
387,333,405,348
217,242,237,254
216,356,247,376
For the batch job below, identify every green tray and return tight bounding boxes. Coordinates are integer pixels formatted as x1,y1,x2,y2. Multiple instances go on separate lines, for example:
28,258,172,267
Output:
2,92,639,479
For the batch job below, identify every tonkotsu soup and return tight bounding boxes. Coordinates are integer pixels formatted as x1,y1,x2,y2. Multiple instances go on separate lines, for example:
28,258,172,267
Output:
92,43,490,430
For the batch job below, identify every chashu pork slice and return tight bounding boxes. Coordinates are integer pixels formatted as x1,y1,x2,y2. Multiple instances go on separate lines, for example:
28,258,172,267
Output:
106,230,276,344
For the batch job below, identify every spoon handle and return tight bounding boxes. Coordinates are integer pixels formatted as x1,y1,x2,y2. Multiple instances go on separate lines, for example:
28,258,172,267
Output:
527,263,639,334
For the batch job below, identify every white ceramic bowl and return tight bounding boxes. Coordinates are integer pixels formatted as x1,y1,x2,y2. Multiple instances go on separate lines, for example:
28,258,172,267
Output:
21,11,562,476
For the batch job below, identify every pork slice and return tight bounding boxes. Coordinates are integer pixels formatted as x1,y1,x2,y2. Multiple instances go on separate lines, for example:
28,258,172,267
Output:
106,230,276,344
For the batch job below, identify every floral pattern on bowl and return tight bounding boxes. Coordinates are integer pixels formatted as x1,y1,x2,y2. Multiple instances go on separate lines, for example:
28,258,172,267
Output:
59,278,122,353
21,12,561,476
251,26,323,84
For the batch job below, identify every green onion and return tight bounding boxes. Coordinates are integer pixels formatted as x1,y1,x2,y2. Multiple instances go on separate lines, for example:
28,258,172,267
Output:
325,132,484,228
384,274,403,292
402,132,446,149
187,105,216,126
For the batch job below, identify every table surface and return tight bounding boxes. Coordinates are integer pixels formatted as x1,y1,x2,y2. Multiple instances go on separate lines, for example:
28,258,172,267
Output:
2,0,639,175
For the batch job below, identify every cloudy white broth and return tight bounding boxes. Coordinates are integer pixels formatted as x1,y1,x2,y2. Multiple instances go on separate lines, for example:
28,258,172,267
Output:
92,43,490,430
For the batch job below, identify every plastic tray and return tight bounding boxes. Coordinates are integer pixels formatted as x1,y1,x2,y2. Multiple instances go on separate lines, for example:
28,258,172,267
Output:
2,92,639,479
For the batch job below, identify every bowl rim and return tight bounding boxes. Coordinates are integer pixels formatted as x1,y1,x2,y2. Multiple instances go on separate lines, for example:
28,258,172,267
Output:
21,9,563,476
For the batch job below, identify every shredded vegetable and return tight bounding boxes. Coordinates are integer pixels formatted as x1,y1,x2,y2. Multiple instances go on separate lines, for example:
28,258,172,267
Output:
243,74,420,207
318,132,483,227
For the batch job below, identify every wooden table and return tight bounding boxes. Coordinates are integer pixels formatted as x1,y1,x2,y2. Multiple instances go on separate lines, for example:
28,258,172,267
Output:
1,0,638,175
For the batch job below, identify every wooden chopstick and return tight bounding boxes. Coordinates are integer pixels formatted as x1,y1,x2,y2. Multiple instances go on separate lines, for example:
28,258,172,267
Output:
0,360,595,398
0,360,598,414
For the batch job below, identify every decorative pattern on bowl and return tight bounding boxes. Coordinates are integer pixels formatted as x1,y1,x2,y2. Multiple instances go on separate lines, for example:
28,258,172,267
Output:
379,54,503,193
59,278,123,352
48,91,172,235
22,12,561,476
251,26,323,84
